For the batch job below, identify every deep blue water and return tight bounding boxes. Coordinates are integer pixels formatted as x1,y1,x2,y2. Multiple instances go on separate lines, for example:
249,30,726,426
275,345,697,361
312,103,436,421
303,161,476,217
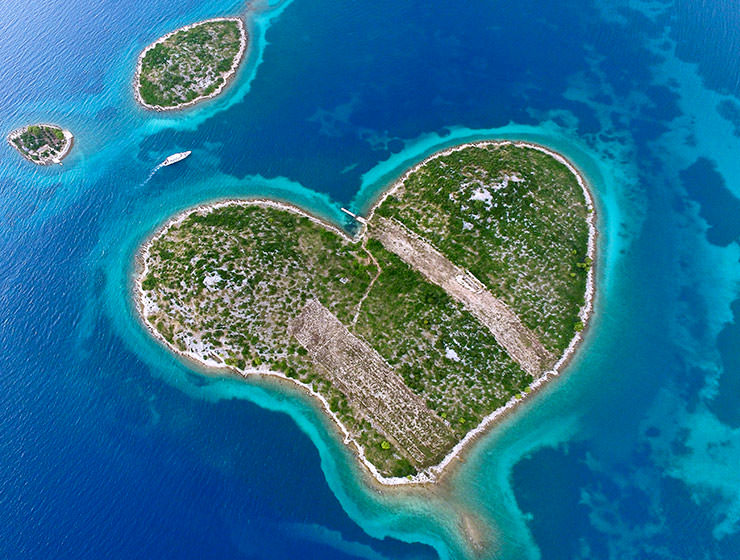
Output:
2,1,740,558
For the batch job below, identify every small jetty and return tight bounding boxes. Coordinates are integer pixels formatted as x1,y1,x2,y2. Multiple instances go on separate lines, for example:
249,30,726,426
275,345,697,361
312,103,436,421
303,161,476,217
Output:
340,207,367,224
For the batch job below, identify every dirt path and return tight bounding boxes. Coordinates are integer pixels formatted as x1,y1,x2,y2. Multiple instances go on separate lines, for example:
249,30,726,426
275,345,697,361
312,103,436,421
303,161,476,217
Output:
350,240,382,329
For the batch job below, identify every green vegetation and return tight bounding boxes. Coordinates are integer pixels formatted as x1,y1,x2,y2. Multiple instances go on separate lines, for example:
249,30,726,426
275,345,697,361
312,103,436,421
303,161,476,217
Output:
375,144,591,353
137,19,244,108
139,144,593,478
8,124,70,165
353,242,529,436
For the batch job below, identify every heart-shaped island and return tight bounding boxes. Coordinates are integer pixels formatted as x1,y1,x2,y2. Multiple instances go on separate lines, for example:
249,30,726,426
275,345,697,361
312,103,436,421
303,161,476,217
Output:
136,141,596,483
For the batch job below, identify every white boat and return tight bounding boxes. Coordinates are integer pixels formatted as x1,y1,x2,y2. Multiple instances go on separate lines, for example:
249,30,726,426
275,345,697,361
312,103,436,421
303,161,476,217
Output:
161,151,191,166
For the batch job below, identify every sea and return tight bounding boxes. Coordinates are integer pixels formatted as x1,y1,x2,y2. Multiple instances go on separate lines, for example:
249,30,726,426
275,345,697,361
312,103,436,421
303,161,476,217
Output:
1,0,740,558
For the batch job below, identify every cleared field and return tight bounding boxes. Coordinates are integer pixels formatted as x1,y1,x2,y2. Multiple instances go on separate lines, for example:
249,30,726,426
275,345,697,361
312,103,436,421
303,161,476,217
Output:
375,143,591,353
371,216,554,376
290,299,455,468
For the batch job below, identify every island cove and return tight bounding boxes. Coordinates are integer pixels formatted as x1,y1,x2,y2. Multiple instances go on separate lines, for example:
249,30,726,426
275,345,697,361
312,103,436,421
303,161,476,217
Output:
134,17,247,111
135,141,597,484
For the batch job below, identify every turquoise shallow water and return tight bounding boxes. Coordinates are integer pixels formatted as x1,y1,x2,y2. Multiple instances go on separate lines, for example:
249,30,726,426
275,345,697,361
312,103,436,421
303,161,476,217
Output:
2,0,740,558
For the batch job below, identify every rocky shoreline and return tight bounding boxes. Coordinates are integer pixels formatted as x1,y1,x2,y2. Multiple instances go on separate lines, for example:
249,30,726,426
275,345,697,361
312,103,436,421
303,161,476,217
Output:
133,16,248,112
132,140,598,487
7,124,74,166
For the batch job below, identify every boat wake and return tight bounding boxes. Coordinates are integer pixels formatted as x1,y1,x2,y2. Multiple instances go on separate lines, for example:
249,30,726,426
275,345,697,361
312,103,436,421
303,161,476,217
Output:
141,163,164,186
140,151,191,187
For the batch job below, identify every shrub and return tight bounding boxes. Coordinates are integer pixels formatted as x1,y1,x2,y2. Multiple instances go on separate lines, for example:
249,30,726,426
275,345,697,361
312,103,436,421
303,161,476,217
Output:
141,274,158,290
